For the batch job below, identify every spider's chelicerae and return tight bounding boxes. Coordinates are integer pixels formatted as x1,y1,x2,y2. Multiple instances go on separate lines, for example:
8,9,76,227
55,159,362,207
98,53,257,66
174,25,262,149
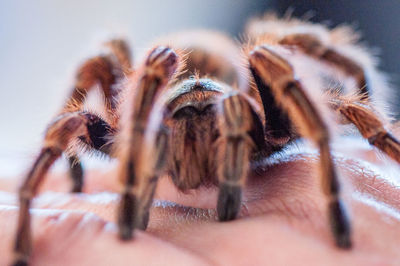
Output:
12,14,400,265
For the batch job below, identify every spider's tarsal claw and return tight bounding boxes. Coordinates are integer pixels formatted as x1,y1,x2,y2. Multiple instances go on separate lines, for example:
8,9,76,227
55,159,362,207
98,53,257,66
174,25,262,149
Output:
217,184,242,221
118,192,137,241
329,199,352,249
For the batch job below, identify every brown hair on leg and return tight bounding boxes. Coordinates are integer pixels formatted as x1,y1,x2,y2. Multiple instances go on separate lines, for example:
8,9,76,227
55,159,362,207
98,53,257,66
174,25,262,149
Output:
12,112,114,266
64,38,132,124
249,45,351,248
117,46,178,240
332,98,400,163
61,39,131,193
280,34,369,100
68,155,84,192
216,93,262,221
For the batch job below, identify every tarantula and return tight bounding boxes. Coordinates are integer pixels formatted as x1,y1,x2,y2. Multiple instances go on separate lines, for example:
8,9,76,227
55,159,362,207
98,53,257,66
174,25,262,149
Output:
12,14,400,265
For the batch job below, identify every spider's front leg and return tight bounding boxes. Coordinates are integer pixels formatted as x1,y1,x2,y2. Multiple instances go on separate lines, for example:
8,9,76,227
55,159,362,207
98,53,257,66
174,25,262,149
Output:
12,112,115,266
117,46,178,240
249,46,352,248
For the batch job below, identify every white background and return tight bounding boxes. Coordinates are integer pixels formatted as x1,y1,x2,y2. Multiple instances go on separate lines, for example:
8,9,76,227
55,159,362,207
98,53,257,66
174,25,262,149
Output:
0,0,269,175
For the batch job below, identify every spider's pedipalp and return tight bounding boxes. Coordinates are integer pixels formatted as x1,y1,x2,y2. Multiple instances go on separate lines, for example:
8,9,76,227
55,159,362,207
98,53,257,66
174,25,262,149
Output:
12,112,115,266
117,46,178,240
249,45,351,248
216,93,259,221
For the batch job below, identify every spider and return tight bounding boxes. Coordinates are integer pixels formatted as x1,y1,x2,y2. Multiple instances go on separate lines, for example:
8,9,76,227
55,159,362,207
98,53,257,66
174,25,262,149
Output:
12,14,400,266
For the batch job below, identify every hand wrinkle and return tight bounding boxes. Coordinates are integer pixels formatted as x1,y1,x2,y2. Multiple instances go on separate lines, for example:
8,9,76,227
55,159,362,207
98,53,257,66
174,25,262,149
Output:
333,157,400,209
3,136,400,265
352,192,400,221
243,194,322,227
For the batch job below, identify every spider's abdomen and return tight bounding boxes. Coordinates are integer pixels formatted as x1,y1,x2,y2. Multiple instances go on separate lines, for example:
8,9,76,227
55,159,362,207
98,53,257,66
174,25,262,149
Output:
155,30,249,91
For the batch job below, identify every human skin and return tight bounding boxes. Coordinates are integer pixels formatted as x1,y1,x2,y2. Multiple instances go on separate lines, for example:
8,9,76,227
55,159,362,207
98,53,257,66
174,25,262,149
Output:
1,138,400,266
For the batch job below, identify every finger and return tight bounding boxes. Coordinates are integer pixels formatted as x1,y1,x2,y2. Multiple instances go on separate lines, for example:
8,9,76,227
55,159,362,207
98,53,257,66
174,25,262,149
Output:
2,138,400,264
1,189,398,266
1,206,208,266
2,143,400,227
0,164,120,194
0,190,117,222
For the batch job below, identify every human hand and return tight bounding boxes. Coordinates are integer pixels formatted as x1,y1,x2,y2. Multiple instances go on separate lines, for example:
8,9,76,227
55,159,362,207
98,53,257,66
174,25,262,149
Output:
1,138,400,265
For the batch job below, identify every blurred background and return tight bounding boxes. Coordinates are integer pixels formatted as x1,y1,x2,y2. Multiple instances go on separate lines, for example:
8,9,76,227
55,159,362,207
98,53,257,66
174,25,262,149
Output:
1,0,400,175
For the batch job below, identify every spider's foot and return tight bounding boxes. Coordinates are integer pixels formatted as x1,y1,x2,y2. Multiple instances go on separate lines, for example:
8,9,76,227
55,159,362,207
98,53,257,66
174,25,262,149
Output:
136,210,150,231
68,156,84,193
217,184,242,221
118,192,137,241
118,224,134,241
329,199,352,249
71,185,83,193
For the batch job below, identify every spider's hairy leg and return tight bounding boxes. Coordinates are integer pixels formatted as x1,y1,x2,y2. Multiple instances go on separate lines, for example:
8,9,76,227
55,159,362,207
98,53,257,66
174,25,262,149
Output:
136,125,169,231
66,154,84,192
332,99,400,163
12,112,114,266
117,46,178,240
65,38,132,114
249,46,351,249
68,155,84,192
118,125,169,238
250,63,295,146
216,94,259,221
104,38,133,72
62,39,131,192
280,34,369,100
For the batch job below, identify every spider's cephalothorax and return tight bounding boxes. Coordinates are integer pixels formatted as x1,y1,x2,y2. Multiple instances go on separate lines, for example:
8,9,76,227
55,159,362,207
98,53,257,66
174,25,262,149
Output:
12,14,400,266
